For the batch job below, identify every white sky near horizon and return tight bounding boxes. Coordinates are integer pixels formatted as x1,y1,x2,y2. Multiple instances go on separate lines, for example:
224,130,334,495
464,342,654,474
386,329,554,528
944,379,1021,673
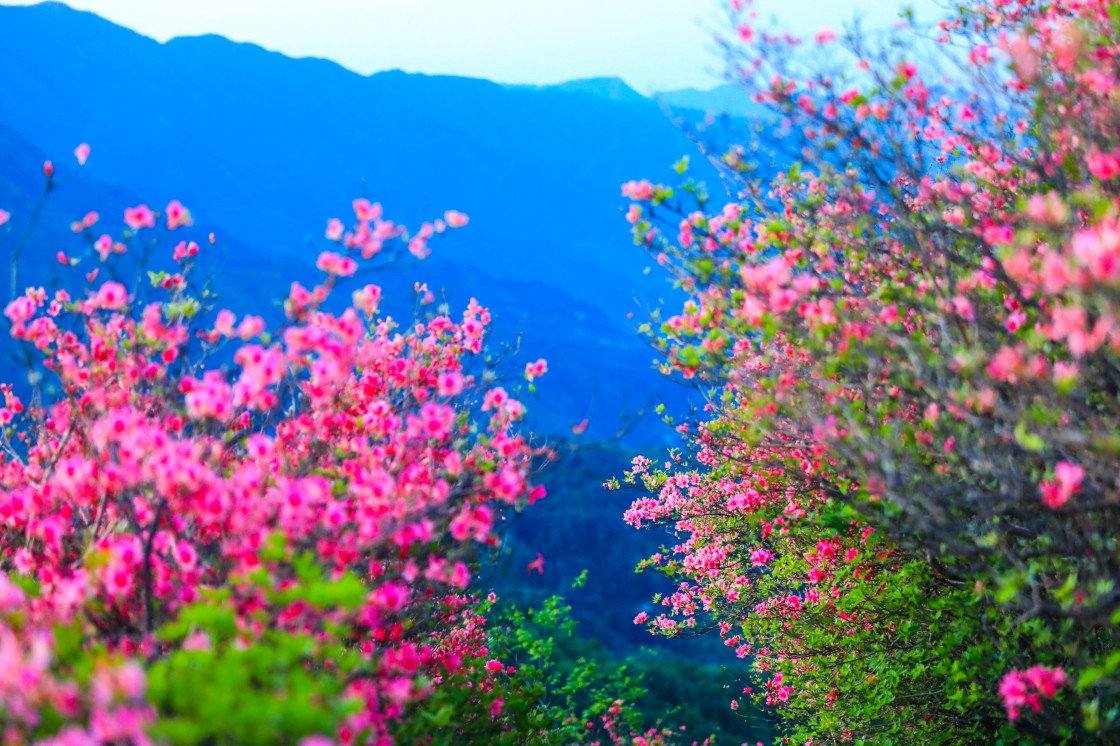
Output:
2,0,944,93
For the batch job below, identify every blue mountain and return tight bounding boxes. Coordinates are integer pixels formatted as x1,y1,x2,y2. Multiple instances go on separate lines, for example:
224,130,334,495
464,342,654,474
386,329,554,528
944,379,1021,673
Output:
0,1,750,442
0,12,791,739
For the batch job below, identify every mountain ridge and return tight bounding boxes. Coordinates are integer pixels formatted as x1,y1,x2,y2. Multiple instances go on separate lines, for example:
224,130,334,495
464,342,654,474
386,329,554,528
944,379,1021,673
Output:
12,1,744,108
0,1,738,441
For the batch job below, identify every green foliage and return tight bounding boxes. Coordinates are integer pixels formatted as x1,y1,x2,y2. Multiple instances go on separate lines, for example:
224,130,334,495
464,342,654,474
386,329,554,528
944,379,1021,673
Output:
148,568,366,744
141,553,719,746
148,632,361,745
395,594,704,745
618,1,1120,740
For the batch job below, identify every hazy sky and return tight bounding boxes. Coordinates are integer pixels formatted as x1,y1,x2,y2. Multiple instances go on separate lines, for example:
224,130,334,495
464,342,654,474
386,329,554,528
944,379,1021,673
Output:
5,0,940,92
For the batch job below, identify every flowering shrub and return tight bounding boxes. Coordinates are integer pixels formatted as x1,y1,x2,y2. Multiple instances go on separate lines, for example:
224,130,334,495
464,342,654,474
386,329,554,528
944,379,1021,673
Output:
0,176,542,741
623,0,1120,743
0,149,699,744
392,593,708,746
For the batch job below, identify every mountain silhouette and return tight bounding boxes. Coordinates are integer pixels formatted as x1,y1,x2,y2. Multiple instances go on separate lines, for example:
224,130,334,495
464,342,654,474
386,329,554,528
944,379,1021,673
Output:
0,1,753,440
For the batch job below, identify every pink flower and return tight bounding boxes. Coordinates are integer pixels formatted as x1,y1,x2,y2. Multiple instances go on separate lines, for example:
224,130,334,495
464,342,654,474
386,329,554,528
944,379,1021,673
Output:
1005,310,1027,333
1053,361,1079,386
482,387,509,411
74,143,90,166
115,661,146,699
408,236,431,259
325,218,344,241
5,294,38,325
94,234,115,261
1025,192,1068,225
444,210,469,228
123,205,155,231
316,251,357,277
1039,461,1084,509
897,61,918,82
621,180,656,200
371,582,410,611
71,210,99,233
88,281,128,311
986,345,1024,382
436,371,464,397
1080,67,1116,95
750,548,775,566
489,697,504,718
408,401,455,441
968,44,992,66
172,240,200,262
352,198,382,222
0,573,26,613
213,310,236,338
815,28,836,44
1087,148,1120,181
484,659,505,673
950,294,975,321
524,358,548,381
165,200,192,229
352,284,382,315
999,667,1065,720
182,631,211,652
0,209,9,227
1026,665,1067,697
999,33,1038,83
414,281,435,304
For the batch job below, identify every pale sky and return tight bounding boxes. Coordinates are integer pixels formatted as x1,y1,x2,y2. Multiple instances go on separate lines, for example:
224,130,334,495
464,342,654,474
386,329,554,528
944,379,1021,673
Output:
4,0,941,93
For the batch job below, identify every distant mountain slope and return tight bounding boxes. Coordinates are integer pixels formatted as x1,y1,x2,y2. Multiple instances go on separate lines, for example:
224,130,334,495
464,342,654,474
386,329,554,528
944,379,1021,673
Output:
0,1,733,440
0,9,785,713
508,77,651,106
655,83,771,119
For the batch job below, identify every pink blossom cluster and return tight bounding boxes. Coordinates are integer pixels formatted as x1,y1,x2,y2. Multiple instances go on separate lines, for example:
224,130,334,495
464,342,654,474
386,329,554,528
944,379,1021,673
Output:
0,177,546,742
998,666,1067,720
621,0,1120,738
324,199,469,262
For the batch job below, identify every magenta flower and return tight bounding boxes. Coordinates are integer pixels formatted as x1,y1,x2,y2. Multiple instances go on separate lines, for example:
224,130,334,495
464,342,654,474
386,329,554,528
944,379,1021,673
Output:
315,251,357,277
750,548,775,567
815,28,836,44
123,204,155,231
999,666,1065,720
1040,461,1085,509
165,199,192,229
1087,148,1120,180
524,358,548,381
444,210,469,228
621,179,656,200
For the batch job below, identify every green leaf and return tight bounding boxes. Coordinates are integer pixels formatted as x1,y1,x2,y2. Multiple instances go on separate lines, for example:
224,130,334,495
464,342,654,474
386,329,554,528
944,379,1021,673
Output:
1014,420,1046,452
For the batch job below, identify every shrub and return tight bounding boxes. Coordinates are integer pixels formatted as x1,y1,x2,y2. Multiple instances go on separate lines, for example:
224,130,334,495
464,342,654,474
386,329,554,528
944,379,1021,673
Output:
0,151,688,744
622,0,1120,742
